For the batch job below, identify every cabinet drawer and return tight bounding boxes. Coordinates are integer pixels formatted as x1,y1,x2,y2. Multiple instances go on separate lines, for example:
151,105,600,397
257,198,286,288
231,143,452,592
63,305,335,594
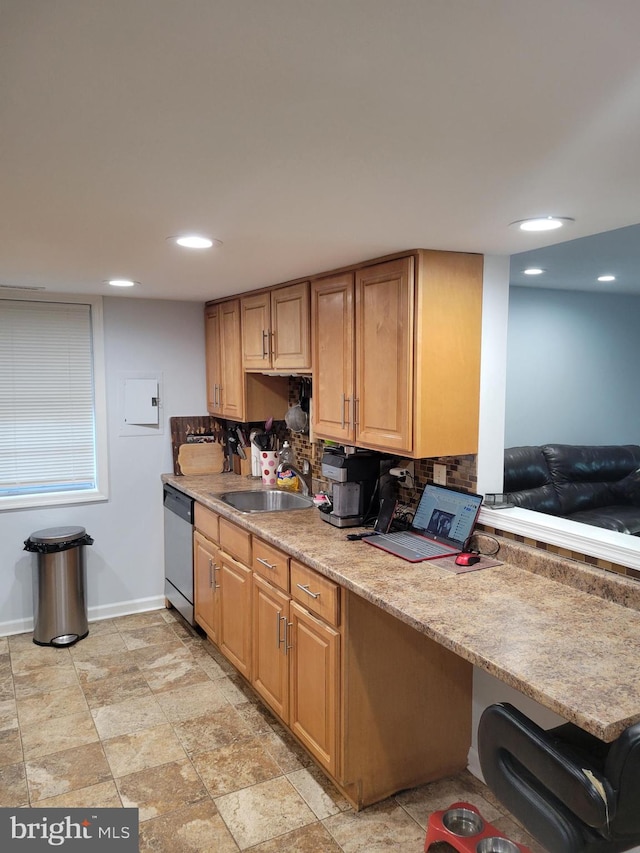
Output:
219,517,252,566
194,503,219,543
291,560,340,627
253,539,289,592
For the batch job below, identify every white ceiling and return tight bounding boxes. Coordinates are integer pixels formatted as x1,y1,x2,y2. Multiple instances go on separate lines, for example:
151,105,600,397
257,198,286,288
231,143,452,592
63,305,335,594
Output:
2,0,640,302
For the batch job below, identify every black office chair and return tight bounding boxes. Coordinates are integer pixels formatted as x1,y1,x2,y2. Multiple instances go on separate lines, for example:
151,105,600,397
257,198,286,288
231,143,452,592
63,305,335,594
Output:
478,703,640,853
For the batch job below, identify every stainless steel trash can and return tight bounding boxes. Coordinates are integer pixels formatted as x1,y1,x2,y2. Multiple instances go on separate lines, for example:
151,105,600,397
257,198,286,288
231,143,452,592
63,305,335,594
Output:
24,526,93,647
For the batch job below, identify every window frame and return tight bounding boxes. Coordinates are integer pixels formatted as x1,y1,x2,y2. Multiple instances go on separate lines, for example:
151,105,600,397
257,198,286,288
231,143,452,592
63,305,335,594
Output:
0,291,109,510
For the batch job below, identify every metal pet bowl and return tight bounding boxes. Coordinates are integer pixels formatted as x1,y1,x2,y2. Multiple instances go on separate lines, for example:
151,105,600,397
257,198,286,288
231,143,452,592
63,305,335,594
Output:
442,807,484,837
476,837,521,853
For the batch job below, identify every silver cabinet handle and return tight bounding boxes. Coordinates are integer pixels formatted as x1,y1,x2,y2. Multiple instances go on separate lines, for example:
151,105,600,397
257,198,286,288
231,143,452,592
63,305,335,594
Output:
208,557,214,588
270,329,275,358
296,583,320,599
276,610,286,649
257,557,277,570
353,396,359,428
284,620,293,654
213,562,220,590
262,330,270,359
342,393,351,428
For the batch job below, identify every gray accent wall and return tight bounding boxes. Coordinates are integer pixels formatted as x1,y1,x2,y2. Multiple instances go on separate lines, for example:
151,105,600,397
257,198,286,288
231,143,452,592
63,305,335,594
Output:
0,296,206,634
505,286,640,447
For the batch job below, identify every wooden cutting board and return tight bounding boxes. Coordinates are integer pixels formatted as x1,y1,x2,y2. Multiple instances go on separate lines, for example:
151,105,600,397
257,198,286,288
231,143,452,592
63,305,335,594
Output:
177,442,225,475
169,416,224,474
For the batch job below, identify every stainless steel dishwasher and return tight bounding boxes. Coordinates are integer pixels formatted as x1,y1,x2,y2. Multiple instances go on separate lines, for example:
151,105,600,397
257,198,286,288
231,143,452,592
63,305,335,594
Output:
163,484,195,625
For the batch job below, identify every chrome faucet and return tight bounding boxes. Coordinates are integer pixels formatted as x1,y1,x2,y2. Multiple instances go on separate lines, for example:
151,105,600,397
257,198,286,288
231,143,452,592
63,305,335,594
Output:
287,460,313,495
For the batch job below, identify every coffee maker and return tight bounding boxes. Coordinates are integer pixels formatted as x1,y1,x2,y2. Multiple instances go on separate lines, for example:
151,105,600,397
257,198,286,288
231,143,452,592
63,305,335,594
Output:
321,449,379,527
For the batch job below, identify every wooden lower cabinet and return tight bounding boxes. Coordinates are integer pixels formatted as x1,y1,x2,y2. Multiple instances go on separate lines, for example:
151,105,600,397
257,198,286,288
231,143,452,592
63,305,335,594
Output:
289,600,340,778
194,512,472,810
339,590,472,808
194,530,220,644
218,552,252,680
252,574,289,722
252,574,340,777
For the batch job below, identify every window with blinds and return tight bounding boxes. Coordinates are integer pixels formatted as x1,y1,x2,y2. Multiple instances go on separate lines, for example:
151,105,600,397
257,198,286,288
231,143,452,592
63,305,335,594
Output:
0,295,108,508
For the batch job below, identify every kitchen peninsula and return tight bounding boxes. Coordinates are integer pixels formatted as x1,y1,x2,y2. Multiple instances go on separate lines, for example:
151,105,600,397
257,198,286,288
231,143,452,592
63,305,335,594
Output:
163,471,640,807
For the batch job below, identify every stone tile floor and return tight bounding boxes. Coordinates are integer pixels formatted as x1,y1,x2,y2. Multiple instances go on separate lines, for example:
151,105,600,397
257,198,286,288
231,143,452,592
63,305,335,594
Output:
0,609,544,851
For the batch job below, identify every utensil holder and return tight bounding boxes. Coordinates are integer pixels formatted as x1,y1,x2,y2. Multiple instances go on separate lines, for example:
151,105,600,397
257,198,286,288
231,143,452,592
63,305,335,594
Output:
260,451,279,485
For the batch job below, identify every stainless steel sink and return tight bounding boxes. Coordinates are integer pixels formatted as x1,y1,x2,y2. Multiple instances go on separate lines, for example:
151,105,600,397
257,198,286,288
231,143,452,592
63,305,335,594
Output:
213,489,315,513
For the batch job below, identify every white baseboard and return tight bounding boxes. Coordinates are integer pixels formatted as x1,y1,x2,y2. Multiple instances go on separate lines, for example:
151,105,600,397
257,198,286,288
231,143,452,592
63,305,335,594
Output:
87,595,166,623
0,595,167,638
467,746,484,783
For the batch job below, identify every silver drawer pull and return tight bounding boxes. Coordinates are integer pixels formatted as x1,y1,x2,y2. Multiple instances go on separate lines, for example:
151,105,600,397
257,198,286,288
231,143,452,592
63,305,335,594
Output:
257,557,277,570
276,610,286,648
296,583,320,599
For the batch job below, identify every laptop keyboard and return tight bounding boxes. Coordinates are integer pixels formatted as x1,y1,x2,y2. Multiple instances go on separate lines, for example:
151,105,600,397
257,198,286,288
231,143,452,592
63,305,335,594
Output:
375,531,455,558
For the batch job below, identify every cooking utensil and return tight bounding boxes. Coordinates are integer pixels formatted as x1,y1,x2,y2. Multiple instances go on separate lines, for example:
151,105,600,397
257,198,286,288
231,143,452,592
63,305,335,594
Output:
300,378,311,415
285,402,308,432
253,432,271,451
285,378,310,433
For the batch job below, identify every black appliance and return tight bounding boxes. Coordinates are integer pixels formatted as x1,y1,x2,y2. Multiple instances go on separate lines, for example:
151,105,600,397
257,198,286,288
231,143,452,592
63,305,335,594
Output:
320,449,379,527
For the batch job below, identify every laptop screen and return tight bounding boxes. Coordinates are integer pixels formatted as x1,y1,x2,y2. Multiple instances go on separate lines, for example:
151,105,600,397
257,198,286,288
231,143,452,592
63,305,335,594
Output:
412,484,483,547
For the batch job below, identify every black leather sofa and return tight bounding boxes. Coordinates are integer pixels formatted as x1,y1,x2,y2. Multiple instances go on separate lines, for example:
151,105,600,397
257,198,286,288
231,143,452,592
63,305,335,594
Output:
504,444,640,534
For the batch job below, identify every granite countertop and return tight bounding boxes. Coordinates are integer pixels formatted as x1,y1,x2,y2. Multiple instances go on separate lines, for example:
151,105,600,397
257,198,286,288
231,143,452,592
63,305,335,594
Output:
164,471,640,741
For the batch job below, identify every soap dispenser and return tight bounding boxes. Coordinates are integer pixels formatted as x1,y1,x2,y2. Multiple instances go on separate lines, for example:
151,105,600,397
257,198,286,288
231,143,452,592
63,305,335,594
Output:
276,441,299,491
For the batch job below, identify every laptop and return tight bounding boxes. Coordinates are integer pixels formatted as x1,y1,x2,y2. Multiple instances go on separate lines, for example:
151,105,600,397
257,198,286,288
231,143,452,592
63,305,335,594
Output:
364,483,483,562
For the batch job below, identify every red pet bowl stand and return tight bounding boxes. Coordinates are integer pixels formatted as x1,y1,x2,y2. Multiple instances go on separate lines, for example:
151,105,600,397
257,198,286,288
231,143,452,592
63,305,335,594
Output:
424,801,531,853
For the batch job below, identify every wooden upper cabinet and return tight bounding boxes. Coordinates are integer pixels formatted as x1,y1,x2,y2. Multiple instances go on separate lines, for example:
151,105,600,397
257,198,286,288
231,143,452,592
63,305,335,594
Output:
206,298,290,422
311,272,355,443
271,282,311,370
205,304,222,414
355,258,414,452
205,299,243,419
241,292,271,371
218,299,244,419
412,250,483,457
312,251,483,458
242,282,311,372
312,259,412,452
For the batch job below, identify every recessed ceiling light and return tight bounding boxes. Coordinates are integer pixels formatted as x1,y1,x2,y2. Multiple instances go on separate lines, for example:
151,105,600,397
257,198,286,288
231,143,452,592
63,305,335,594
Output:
523,268,545,275
106,279,138,288
170,235,222,249
597,274,616,282
510,216,575,232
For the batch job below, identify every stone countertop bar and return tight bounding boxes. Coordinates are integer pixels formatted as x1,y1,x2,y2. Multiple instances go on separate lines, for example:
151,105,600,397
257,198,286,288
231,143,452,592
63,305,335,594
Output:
164,472,640,742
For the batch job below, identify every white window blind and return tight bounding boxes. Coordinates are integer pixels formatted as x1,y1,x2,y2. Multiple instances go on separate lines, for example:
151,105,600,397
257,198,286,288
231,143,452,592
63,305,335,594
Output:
0,299,97,498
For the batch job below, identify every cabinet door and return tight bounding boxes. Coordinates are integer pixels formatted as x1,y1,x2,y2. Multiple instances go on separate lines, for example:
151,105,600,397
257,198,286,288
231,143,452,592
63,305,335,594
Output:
289,601,340,777
194,531,220,643
205,305,222,414
355,257,414,453
241,292,271,371
271,282,311,371
252,574,290,723
218,552,252,679
219,299,244,419
311,273,355,442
